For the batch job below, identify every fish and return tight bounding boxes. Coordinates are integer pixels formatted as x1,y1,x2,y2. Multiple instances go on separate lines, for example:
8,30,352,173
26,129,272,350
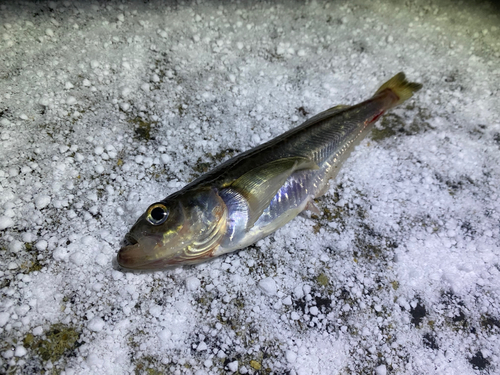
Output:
117,72,422,270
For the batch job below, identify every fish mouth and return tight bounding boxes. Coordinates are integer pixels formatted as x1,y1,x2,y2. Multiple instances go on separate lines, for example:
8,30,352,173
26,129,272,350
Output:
117,251,160,270
117,233,151,270
117,233,177,270
123,233,138,246
117,243,159,270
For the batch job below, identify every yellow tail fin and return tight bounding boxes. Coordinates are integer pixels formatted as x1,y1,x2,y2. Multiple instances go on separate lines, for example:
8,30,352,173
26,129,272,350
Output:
374,72,422,108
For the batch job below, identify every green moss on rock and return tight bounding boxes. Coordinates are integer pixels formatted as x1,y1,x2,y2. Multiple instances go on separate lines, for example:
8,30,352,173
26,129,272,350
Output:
24,324,80,363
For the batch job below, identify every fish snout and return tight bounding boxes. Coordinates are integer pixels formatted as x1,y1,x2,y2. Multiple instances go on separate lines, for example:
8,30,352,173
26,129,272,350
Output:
117,233,173,270
117,243,144,270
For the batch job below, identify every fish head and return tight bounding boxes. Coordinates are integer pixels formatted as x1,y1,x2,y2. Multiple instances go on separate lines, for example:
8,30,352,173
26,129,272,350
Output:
117,188,227,270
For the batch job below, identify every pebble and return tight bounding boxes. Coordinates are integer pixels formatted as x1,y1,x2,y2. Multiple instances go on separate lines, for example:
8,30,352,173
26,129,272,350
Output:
15,346,27,357
186,276,201,291
88,317,105,332
0,216,14,230
258,277,277,296
35,195,51,210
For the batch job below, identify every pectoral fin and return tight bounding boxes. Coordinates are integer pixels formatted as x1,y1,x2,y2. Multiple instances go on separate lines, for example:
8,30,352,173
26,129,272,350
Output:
305,199,321,215
231,157,319,229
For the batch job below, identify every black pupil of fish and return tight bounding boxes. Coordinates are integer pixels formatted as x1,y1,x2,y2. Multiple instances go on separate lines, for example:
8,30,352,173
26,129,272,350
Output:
151,207,166,221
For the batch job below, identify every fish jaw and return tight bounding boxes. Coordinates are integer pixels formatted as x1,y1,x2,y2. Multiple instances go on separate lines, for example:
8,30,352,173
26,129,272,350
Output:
117,243,159,270
117,232,176,270
117,229,225,270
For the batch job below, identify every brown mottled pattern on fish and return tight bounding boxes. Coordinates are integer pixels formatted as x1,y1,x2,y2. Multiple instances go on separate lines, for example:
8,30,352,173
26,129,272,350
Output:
118,73,422,270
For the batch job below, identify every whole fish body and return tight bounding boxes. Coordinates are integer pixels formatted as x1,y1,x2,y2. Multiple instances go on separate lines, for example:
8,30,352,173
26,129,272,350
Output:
118,73,422,270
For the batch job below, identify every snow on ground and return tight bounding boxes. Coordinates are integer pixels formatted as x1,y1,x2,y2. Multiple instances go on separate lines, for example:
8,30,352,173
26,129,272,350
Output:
1,0,499,374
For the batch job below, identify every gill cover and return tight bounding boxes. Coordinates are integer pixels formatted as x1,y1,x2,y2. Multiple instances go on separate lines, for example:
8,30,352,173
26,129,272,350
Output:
181,188,228,262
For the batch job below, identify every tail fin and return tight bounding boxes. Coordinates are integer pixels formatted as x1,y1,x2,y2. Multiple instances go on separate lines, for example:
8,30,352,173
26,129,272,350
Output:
374,72,422,109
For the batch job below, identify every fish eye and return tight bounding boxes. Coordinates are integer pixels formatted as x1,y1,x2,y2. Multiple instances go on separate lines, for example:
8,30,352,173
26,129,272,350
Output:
147,203,169,225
